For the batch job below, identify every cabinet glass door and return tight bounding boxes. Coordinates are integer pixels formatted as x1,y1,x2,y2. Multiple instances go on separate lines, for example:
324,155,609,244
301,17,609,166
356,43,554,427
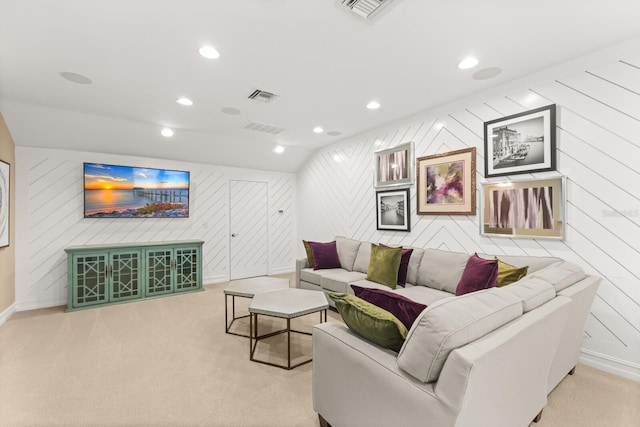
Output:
146,249,173,296
73,253,108,307
175,246,200,292
110,251,142,302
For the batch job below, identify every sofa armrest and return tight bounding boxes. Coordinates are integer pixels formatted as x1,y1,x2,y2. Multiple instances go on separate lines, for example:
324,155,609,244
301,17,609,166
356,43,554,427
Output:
312,322,453,427
295,258,308,288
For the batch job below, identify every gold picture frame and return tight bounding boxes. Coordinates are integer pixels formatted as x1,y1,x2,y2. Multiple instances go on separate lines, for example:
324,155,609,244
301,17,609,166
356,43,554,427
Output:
416,147,476,215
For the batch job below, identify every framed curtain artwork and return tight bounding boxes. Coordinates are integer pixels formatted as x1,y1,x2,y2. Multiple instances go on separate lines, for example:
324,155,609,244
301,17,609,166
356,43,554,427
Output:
0,159,9,248
416,147,476,215
481,176,564,239
374,142,414,188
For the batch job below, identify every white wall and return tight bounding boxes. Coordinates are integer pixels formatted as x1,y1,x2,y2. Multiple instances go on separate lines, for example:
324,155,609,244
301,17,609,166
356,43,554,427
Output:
15,146,297,310
298,38,640,380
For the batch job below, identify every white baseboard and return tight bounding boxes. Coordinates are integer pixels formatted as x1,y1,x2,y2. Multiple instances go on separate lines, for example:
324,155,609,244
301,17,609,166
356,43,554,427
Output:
0,303,17,326
204,274,228,285
270,266,295,275
579,349,640,382
15,298,67,312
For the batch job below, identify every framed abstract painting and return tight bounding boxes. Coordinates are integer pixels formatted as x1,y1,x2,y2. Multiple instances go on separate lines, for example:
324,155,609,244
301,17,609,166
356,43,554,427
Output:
416,147,476,215
481,176,564,239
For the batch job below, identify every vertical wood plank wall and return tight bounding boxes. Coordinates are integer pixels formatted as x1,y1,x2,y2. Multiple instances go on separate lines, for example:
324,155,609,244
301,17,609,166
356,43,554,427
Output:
15,147,296,310
298,50,640,378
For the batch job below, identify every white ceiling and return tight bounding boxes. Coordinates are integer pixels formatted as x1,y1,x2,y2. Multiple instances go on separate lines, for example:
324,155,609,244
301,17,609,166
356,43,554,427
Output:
1,0,640,173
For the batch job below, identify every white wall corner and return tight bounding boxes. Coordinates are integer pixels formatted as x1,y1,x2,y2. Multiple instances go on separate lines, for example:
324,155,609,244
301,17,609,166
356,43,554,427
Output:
579,349,640,383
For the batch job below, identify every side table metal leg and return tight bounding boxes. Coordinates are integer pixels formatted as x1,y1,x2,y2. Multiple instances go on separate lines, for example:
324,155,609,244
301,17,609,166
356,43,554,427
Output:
287,318,291,370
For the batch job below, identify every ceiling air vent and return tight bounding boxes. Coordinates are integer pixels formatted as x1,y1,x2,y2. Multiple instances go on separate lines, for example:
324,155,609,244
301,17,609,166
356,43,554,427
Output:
243,121,285,135
247,89,279,103
340,0,394,19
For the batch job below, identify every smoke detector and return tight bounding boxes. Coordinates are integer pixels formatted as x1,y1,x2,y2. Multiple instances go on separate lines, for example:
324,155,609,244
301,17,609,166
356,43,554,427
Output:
339,0,395,19
248,89,279,103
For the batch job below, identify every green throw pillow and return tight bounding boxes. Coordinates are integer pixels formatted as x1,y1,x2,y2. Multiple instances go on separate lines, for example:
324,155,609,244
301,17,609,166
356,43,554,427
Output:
329,293,408,352
302,240,313,268
495,258,529,287
366,244,402,289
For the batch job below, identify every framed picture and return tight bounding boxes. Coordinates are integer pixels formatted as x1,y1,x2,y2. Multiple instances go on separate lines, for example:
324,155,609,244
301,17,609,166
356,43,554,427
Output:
376,188,410,232
374,142,414,188
484,104,556,177
416,147,476,215
0,159,9,248
481,176,564,239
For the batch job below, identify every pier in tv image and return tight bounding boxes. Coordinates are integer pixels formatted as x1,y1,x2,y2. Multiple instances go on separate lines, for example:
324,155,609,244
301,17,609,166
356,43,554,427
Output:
84,162,190,218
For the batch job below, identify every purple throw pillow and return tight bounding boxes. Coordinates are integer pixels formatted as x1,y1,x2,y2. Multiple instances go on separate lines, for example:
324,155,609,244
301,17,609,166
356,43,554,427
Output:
455,253,499,296
308,240,341,270
379,244,414,287
351,284,427,330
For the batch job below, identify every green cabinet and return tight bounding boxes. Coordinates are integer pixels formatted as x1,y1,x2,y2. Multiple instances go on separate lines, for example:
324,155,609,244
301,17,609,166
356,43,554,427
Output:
66,240,203,311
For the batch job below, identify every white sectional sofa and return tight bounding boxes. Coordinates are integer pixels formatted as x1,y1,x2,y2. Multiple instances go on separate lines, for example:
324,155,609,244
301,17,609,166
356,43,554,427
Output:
295,237,600,427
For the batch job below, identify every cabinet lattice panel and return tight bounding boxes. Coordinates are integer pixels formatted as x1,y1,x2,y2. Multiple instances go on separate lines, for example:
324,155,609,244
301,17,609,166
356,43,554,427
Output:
66,241,203,311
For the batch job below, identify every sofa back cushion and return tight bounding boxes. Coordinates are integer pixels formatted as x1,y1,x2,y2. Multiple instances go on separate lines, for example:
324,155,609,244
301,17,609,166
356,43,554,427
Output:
397,288,523,383
528,261,586,292
335,236,362,271
501,277,556,312
353,242,373,273
478,253,560,274
405,247,424,285
415,249,469,293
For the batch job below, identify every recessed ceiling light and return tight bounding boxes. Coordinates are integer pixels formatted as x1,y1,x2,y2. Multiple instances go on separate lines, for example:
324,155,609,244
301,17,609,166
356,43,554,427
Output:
458,57,479,69
176,97,193,106
59,71,92,84
199,45,220,59
313,127,324,134
161,128,174,137
274,146,285,154
367,101,381,110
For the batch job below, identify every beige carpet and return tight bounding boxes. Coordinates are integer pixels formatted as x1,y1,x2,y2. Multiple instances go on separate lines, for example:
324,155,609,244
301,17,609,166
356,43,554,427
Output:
1,274,638,427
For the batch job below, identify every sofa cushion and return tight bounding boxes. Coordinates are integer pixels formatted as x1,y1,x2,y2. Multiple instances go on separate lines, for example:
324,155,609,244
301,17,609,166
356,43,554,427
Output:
351,285,427,330
478,253,560,274
352,242,372,273
495,258,529,287
394,285,452,307
415,249,469,293
300,268,347,286
380,244,414,287
366,244,402,289
329,293,408,352
455,254,498,296
320,271,366,293
529,261,586,292
336,236,362,271
302,240,313,268
397,288,523,383
500,278,556,312
308,240,341,270
405,247,424,285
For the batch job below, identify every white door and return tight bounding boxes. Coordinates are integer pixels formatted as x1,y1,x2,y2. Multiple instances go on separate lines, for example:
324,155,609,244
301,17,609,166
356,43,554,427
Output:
229,180,269,280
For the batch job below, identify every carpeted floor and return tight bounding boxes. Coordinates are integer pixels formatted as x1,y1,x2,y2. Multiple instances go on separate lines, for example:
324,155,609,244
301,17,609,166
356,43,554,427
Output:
1,274,638,426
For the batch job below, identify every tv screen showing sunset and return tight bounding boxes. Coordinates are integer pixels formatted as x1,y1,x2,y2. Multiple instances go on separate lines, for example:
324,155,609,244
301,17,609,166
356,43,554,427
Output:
83,163,190,218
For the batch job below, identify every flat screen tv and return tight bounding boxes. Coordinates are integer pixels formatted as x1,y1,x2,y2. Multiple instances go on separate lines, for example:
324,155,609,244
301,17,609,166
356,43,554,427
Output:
84,162,190,218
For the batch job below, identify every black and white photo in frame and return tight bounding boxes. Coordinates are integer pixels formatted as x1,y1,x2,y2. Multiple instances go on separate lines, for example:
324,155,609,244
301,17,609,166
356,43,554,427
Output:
376,188,410,232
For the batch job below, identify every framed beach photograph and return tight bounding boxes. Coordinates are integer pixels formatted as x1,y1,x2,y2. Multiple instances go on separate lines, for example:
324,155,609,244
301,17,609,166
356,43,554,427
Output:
0,159,9,248
416,147,476,215
374,142,414,188
484,104,556,178
481,176,564,239
376,188,410,232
